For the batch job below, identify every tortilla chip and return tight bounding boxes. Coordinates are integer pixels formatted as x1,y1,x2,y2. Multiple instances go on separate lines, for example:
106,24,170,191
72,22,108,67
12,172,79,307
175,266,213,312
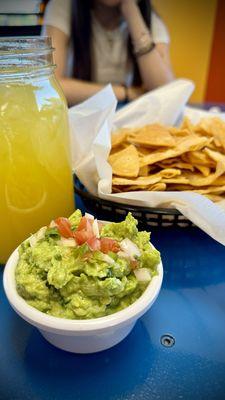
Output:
172,162,194,171
118,182,167,192
206,194,225,203
180,153,190,163
128,124,176,147
213,137,223,148
140,135,210,167
112,175,161,186
196,118,225,150
175,130,197,142
161,177,189,184
194,185,225,195
204,147,225,164
184,159,225,186
166,184,196,191
123,185,149,191
195,118,215,136
137,147,151,157
112,186,124,193
111,129,129,148
110,144,127,155
186,151,215,168
156,157,180,165
211,175,225,186
158,161,194,171
187,148,225,185
109,144,139,177
157,168,181,179
180,116,194,131
148,183,167,191
138,165,149,176
194,165,210,177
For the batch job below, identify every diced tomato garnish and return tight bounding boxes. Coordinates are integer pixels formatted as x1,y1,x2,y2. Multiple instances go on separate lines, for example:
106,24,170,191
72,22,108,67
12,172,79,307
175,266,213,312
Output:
73,230,91,245
87,237,101,251
73,216,95,245
100,237,120,254
54,217,73,238
77,217,93,233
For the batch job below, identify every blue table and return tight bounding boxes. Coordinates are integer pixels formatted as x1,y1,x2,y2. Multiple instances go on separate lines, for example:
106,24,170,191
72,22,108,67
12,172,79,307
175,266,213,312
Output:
1,194,225,400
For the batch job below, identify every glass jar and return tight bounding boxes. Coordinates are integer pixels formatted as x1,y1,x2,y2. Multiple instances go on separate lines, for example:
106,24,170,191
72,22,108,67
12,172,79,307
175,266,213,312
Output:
0,37,74,263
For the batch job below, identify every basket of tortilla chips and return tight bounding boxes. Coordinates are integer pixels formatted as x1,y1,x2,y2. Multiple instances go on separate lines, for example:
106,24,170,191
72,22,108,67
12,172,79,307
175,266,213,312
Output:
75,116,225,228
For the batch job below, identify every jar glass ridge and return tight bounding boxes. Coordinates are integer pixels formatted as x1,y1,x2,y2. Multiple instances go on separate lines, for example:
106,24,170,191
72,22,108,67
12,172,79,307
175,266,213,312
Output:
0,36,55,79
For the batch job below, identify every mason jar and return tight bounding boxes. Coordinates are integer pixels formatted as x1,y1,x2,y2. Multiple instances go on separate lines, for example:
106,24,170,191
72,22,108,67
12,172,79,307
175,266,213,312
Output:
0,37,75,263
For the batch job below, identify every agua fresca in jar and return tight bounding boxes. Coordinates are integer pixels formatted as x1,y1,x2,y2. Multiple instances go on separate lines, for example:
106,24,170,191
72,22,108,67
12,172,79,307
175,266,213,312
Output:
0,37,74,263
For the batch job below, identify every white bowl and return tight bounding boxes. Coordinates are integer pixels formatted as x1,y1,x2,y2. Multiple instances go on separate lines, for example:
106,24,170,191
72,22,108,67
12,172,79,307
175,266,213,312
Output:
3,246,163,354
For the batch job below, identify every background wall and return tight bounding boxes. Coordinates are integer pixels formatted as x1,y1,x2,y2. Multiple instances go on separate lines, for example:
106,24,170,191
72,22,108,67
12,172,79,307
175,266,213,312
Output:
205,0,225,102
153,0,217,103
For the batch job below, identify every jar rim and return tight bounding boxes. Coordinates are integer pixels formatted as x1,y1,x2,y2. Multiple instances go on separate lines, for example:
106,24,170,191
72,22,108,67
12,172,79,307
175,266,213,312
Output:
0,36,53,53
0,36,55,78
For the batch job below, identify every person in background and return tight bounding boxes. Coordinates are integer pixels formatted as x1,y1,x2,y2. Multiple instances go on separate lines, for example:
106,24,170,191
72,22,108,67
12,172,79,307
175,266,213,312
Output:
43,0,174,106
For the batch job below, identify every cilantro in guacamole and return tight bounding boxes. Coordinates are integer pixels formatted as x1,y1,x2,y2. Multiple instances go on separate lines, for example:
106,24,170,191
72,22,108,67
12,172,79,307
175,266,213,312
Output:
15,211,160,319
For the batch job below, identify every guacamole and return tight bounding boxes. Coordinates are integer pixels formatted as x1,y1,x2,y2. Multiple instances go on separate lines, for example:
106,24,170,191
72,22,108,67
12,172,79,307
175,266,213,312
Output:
15,211,160,319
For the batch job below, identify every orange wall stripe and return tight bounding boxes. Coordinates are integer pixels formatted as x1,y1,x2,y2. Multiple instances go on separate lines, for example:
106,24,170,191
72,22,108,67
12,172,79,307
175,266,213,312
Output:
205,0,225,102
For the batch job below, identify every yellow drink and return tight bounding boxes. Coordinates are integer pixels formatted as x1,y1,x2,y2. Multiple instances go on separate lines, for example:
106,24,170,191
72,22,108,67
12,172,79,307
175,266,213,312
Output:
0,76,74,263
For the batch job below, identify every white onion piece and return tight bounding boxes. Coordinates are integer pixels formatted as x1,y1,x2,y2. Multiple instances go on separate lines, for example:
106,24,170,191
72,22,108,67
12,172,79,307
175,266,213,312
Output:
36,226,47,240
58,237,77,247
85,212,94,220
29,235,37,247
134,268,151,282
102,254,115,265
49,220,57,228
29,226,47,247
120,238,141,259
117,251,130,259
92,219,100,238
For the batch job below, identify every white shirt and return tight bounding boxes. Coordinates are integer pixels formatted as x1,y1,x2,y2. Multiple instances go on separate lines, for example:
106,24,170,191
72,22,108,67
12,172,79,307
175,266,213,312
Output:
43,0,170,84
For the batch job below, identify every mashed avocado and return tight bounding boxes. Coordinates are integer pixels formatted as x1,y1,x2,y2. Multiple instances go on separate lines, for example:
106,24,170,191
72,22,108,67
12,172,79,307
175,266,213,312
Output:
15,211,160,319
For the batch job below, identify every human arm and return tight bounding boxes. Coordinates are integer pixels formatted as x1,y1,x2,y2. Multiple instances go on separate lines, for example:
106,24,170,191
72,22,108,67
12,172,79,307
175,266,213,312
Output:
44,25,127,105
120,0,174,90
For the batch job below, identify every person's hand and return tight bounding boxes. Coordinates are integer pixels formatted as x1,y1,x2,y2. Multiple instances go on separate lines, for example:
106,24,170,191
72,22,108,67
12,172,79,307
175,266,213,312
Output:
127,86,145,101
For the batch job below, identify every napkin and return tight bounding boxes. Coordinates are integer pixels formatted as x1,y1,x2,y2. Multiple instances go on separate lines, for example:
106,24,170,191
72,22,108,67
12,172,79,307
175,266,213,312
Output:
69,85,117,194
69,79,225,246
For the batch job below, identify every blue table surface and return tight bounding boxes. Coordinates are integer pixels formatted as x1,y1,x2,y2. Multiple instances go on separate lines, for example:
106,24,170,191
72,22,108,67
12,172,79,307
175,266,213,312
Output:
1,195,225,400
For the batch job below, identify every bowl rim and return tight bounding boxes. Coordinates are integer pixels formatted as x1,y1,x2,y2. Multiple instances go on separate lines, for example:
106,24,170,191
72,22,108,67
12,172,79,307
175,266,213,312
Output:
3,244,163,333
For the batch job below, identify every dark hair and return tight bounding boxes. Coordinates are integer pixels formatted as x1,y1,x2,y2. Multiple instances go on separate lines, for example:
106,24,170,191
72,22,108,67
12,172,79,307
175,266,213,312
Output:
71,0,152,85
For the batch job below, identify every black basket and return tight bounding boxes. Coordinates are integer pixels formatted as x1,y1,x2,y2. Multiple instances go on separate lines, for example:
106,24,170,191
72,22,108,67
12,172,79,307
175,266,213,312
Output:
74,176,193,230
